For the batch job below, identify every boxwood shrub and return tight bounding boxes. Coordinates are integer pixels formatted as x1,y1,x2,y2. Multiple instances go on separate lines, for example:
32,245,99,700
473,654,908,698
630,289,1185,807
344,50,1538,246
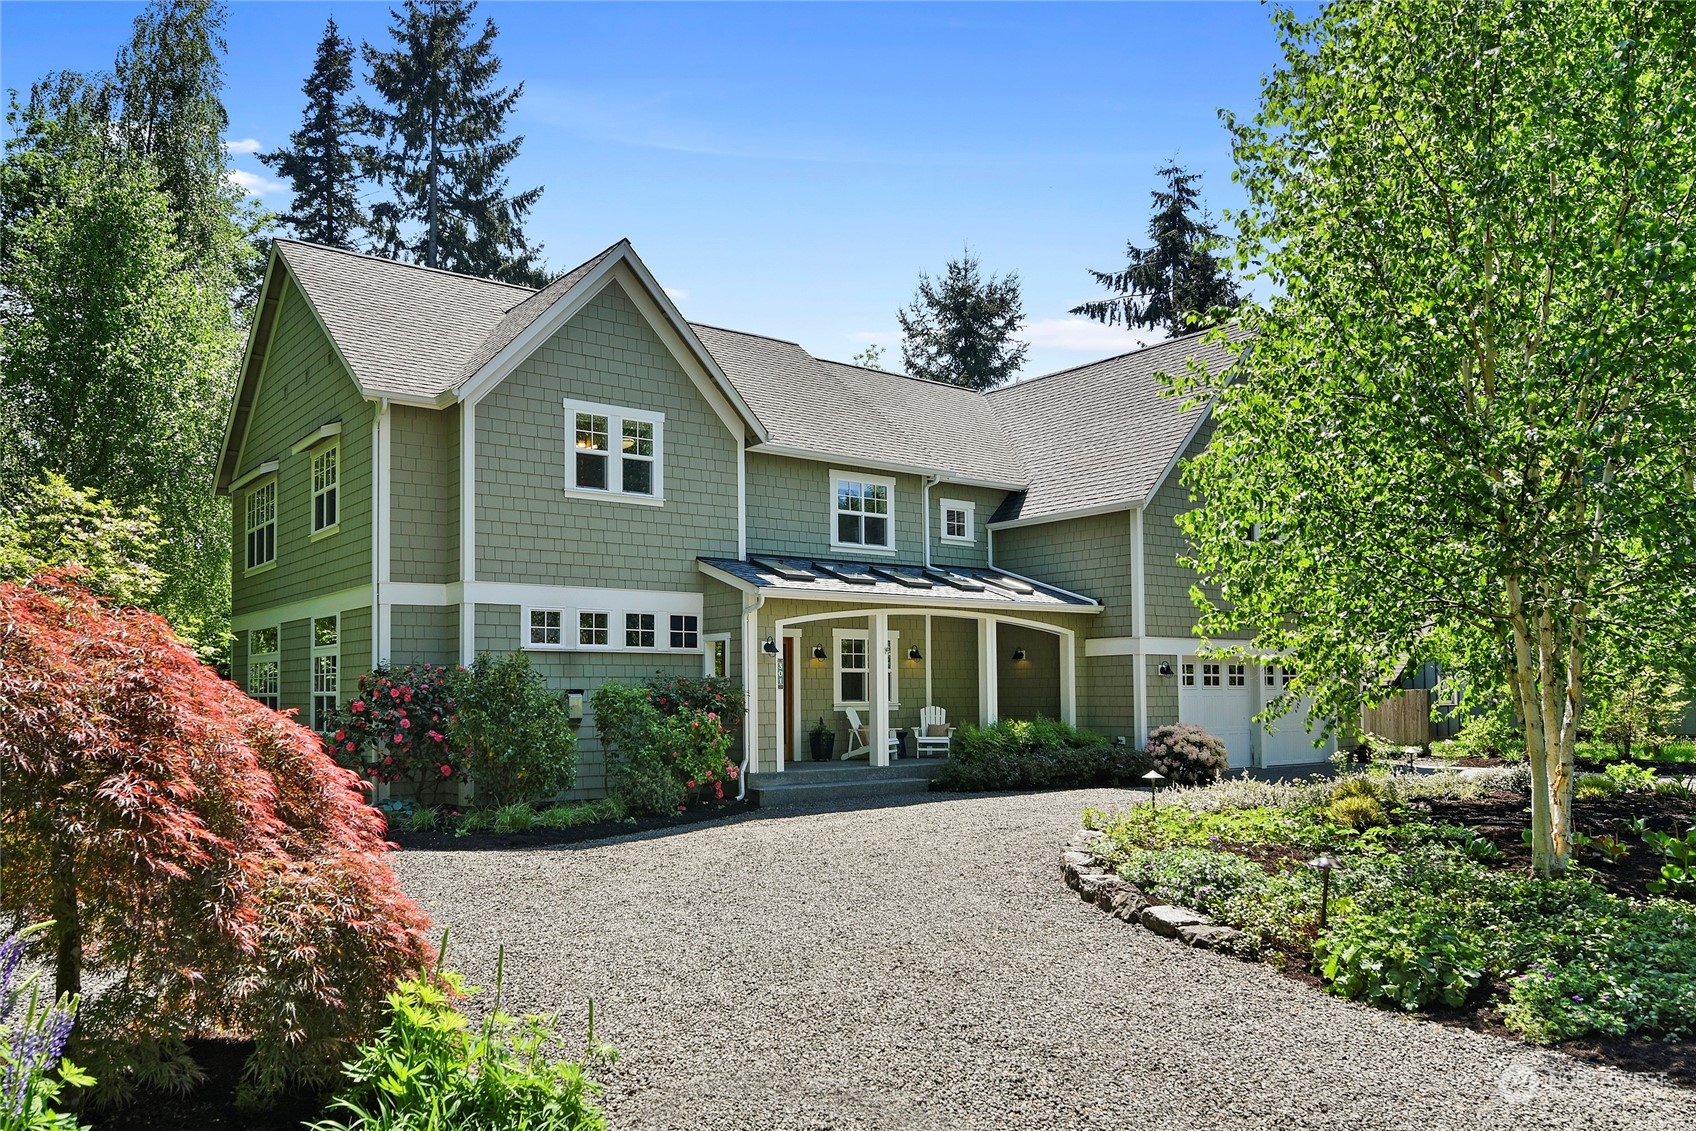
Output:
932,718,1150,792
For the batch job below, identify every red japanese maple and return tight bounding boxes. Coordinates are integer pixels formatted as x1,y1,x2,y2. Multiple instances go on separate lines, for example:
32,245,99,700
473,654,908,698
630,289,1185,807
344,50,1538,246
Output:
0,572,434,1099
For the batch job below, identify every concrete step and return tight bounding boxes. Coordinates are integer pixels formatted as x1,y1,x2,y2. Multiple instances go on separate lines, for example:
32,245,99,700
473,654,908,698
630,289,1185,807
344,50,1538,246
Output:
748,775,935,809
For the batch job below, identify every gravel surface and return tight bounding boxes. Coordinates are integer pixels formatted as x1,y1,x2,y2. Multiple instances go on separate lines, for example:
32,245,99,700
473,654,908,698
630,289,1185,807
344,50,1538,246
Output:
393,789,1696,1130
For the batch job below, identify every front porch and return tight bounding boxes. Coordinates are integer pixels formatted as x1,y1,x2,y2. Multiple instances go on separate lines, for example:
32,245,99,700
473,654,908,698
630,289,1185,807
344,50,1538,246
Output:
700,555,1103,777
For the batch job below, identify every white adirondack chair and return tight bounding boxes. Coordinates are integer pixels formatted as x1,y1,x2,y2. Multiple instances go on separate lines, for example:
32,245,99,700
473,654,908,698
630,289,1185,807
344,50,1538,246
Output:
914,706,955,758
842,708,899,761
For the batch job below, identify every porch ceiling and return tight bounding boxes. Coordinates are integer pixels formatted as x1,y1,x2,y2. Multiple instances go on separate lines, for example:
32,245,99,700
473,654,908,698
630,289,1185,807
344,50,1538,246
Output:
698,556,1101,612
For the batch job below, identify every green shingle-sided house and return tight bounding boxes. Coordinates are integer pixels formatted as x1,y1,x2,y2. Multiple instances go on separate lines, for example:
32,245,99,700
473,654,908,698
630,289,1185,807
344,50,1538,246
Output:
215,238,1333,800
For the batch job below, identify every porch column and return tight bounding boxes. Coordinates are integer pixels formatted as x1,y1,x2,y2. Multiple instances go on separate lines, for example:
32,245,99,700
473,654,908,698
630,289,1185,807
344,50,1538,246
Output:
978,618,999,725
1060,632,1077,726
870,612,890,766
923,615,934,709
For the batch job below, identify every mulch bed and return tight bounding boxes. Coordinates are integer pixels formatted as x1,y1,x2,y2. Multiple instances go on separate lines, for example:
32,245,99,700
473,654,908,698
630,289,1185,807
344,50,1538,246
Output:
86,1038,329,1131
387,798,757,851
1192,789,1696,1084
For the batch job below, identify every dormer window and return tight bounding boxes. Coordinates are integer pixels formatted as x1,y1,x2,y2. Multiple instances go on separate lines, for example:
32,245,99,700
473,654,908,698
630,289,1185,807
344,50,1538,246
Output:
939,498,975,545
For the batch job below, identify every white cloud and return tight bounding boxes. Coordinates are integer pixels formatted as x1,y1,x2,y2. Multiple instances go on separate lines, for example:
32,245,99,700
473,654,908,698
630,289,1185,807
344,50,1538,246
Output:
1017,317,1162,354
224,137,263,154
226,168,284,197
663,287,689,301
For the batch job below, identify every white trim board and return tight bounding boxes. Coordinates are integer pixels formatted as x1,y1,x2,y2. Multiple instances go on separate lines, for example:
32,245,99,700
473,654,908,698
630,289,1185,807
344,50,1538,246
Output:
233,586,373,633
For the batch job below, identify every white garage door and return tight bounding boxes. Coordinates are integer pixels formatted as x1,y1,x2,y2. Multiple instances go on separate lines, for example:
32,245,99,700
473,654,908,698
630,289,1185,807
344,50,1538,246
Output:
1258,664,1334,766
1178,658,1254,770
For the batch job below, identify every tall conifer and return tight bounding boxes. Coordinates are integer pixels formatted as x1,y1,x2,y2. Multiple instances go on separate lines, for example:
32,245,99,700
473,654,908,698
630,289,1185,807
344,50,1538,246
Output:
262,18,365,249
358,0,546,285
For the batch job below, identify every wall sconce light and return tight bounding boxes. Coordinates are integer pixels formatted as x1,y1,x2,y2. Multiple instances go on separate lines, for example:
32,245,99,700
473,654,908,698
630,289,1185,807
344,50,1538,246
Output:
1011,648,1026,662
1158,661,1174,677
908,646,922,661
812,644,827,661
762,638,778,655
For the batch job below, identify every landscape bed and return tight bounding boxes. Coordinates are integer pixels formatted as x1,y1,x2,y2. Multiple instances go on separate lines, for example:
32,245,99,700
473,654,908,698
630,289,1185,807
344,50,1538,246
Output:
386,797,757,851
1077,767,1696,1084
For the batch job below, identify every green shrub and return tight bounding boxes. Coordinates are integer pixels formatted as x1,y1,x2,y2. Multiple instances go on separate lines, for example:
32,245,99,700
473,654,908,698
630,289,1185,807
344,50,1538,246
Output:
452,653,577,810
932,718,1147,791
405,806,440,834
1314,905,1486,1010
592,682,742,814
1442,707,1523,762
1143,723,1229,785
1575,773,1619,801
309,951,608,1131
1602,761,1657,792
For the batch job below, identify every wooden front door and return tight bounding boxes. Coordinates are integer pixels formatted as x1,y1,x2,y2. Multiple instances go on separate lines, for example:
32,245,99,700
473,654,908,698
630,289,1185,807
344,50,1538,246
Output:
781,636,796,763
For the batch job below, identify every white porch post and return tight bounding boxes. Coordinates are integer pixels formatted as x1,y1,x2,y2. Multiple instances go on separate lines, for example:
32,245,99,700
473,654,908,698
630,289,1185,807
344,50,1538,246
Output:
742,601,761,775
1060,632,1077,726
1134,645,1149,747
871,612,890,766
979,617,999,725
923,615,934,708
773,617,787,774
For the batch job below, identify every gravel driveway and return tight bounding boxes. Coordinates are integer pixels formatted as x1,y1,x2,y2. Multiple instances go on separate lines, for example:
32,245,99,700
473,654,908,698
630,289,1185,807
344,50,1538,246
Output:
393,790,1694,1130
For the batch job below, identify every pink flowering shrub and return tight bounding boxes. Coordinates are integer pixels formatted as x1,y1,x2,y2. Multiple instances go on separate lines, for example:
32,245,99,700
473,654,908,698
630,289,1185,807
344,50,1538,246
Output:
324,663,464,806
592,678,745,814
1144,723,1230,784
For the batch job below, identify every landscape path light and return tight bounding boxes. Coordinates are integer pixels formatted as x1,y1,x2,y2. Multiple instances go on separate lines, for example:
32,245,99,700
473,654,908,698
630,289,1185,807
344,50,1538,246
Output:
1142,769,1166,813
1308,852,1342,929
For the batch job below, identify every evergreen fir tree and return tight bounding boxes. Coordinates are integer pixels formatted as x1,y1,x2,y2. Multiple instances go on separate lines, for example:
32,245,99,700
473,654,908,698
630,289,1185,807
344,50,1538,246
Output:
358,0,546,285
897,252,1028,391
261,18,365,249
1071,163,1241,336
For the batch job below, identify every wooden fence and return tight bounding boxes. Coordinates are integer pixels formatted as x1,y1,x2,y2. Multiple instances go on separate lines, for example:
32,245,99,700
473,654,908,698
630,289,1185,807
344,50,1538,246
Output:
1360,688,1432,747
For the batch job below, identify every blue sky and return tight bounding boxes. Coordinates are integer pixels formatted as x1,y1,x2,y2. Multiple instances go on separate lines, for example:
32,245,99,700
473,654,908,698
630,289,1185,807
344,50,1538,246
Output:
1,1,1294,377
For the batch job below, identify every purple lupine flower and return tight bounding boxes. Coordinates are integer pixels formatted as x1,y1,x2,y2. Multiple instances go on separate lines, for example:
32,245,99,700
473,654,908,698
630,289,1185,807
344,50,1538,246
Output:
0,932,28,1025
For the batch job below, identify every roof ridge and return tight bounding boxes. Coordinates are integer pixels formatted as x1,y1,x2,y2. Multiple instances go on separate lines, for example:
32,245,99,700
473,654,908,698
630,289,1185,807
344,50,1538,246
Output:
692,322,995,397
498,239,627,315
276,238,541,294
688,321,808,349
986,326,1219,395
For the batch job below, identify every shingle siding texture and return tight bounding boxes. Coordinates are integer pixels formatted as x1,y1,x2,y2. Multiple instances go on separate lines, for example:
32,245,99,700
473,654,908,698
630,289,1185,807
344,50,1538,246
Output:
391,404,459,584
992,512,1130,637
474,282,739,588
1142,421,1248,641
389,605,458,666
929,484,1007,570
230,276,373,619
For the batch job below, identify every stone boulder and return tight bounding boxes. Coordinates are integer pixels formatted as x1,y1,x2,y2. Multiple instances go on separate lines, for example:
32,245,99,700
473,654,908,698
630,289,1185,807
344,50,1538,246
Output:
1140,905,1208,938
1178,923,1246,949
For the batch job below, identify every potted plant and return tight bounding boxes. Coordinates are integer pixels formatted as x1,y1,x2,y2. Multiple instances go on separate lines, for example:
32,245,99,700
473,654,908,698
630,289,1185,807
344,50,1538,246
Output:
808,717,835,761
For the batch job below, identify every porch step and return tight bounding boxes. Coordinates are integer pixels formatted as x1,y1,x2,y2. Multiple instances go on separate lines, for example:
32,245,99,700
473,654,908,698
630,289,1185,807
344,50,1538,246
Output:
748,774,936,809
750,758,948,786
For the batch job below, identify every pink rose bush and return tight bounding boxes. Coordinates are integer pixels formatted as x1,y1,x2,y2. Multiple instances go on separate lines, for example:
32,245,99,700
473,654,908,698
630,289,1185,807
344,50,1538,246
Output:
1144,722,1230,785
325,663,464,805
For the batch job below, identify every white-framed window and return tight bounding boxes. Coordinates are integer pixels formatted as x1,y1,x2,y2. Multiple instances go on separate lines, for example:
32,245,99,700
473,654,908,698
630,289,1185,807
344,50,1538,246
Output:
831,470,894,552
670,614,699,650
312,615,339,730
704,634,730,678
311,444,339,535
1182,661,1195,687
245,479,277,571
1202,662,1221,687
1228,663,1247,687
565,399,664,502
527,608,564,648
1264,663,1296,688
832,630,899,709
579,611,610,647
939,498,975,545
625,613,656,648
248,625,280,709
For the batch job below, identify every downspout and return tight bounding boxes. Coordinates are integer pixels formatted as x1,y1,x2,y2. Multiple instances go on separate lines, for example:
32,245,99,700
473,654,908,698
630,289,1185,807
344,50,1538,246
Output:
736,589,766,801
922,474,941,567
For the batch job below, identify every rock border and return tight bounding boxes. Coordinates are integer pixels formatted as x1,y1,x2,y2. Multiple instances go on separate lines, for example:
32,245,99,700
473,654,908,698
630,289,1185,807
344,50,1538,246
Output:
1059,827,1248,951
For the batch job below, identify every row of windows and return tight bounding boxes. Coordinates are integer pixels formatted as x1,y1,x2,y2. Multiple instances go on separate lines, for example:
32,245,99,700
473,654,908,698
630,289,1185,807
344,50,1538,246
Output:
244,444,338,572
528,609,700,651
1181,662,1296,689
245,615,339,730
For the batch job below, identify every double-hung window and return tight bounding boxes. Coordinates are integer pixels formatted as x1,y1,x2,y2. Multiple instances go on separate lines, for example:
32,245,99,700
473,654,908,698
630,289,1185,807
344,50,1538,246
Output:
566,399,664,502
832,631,899,708
245,480,277,571
311,616,339,729
625,613,656,648
311,445,339,534
248,626,280,709
939,498,975,544
832,471,894,551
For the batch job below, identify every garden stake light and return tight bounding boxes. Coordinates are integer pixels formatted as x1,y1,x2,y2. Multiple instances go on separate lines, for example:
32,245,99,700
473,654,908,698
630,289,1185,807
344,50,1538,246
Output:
1308,853,1341,929
1142,769,1166,814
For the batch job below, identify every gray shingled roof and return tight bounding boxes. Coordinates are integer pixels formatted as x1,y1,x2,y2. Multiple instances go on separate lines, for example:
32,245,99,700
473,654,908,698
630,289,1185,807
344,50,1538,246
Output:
985,330,1243,522
277,240,532,400
699,557,1099,609
690,325,1026,487
452,241,623,382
